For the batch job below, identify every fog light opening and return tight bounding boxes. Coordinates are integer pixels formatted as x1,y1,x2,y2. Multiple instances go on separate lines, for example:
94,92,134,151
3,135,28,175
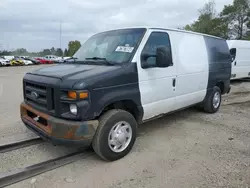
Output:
70,104,77,115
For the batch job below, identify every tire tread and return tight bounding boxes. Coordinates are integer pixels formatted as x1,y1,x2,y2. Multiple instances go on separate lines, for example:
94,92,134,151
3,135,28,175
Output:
92,109,134,161
203,86,221,113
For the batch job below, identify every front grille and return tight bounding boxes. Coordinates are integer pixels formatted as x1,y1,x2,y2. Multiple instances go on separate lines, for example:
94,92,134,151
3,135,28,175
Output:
24,82,55,112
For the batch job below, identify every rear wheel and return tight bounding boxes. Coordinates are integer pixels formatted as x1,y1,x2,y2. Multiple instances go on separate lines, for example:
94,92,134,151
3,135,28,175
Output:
92,109,137,161
203,86,222,113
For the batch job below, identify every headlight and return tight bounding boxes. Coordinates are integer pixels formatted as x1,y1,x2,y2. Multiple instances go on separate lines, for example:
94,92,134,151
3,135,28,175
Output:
69,104,77,115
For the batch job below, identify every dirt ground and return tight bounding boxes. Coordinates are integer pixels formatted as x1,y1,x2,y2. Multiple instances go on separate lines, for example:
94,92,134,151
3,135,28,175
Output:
1,65,250,188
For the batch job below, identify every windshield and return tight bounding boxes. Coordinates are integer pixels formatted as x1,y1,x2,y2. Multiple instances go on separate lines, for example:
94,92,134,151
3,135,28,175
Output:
73,28,146,64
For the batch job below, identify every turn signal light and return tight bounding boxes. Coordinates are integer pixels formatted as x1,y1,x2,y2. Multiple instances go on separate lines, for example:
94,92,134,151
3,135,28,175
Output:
79,92,88,99
68,91,77,99
68,91,88,99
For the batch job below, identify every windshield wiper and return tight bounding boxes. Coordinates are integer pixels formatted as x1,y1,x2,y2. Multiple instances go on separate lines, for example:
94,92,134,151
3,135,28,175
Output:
85,57,109,61
85,57,116,66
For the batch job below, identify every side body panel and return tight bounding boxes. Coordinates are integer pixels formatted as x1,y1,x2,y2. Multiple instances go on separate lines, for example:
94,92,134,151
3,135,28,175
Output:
204,37,231,94
134,29,231,122
134,29,210,121
169,31,209,110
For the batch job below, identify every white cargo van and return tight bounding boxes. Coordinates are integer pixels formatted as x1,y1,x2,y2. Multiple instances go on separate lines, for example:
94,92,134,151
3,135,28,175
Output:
21,27,232,161
227,40,250,80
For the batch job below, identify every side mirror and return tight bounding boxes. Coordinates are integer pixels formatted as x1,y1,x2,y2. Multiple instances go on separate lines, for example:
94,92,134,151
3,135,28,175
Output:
156,46,172,67
141,53,156,69
141,46,172,69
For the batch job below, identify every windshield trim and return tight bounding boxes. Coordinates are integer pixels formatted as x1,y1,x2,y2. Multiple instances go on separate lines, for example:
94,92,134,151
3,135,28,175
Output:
126,28,147,63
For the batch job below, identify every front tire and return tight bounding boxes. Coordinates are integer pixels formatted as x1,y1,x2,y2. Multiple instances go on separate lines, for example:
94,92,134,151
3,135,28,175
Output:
92,109,137,161
203,86,222,113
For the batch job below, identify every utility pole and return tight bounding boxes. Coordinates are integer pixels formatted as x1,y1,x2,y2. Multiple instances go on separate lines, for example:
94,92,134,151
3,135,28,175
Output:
60,21,62,50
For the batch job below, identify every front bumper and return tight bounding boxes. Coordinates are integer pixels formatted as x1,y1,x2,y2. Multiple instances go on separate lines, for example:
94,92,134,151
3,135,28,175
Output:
20,102,99,146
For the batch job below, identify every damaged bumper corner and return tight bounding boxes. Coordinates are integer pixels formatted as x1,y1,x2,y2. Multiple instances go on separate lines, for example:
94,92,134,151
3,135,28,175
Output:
20,102,99,147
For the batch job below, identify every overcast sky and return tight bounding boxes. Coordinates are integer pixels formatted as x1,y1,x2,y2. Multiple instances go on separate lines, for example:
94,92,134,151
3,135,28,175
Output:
0,0,233,52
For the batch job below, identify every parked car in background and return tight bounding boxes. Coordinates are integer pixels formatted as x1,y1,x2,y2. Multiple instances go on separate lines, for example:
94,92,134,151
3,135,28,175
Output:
3,56,15,61
56,57,78,63
63,56,72,60
19,56,30,59
20,57,33,65
53,58,64,64
227,40,250,80
44,55,62,61
24,57,40,65
35,57,54,64
0,57,11,66
10,59,19,66
10,57,24,66
53,56,75,63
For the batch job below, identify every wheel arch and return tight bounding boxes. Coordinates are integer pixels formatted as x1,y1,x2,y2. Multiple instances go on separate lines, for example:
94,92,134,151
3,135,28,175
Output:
215,81,224,94
99,99,143,123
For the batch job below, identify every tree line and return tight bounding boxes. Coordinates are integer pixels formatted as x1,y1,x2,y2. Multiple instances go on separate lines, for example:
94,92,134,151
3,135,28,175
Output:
1,0,250,57
183,0,250,40
0,40,81,57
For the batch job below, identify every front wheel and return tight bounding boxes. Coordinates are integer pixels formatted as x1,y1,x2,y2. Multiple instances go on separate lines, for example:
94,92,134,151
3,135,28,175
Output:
92,109,137,161
203,86,222,113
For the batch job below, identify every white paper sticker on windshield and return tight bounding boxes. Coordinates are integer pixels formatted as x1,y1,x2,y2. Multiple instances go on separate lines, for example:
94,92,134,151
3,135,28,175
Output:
115,46,134,53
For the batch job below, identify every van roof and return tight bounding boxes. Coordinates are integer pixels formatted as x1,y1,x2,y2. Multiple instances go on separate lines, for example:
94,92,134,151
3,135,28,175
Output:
227,39,250,48
102,26,224,40
149,27,224,40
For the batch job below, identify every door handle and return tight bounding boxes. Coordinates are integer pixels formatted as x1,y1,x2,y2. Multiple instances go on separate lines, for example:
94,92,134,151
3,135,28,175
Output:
234,61,237,66
172,78,176,87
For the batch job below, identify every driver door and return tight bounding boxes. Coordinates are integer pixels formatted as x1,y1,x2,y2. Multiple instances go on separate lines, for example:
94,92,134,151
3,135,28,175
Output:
135,30,177,121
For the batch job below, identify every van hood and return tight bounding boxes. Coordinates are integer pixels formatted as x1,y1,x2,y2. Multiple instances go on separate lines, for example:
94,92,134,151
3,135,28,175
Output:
29,64,121,80
24,62,137,90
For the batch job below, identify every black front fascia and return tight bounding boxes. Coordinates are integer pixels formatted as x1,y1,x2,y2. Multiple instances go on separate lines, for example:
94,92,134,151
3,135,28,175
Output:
23,63,143,122
73,63,143,121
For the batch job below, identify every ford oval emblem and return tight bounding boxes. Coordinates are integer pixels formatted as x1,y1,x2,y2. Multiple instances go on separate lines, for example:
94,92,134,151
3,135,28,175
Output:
31,91,39,99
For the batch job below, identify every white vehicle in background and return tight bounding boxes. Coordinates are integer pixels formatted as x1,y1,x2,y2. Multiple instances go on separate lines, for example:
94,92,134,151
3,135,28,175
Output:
44,55,56,59
63,56,72,60
19,56,29,58
0,57,11,66
20,57,33,65
44,55,65,63
44,55,63,61
3,56,15,61
227,40,250,80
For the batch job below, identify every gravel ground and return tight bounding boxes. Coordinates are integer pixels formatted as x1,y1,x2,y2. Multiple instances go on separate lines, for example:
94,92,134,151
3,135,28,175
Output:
1,65,250,188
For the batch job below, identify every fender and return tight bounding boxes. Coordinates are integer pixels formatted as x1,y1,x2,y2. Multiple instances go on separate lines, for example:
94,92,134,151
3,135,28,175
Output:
83,82,142,120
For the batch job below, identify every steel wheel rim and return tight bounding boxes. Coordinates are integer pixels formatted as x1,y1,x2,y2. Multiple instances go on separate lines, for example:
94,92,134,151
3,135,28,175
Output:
108,121,132,153
213,91,221,109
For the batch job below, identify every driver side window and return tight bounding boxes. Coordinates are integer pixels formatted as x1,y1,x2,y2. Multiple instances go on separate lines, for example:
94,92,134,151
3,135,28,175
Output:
141,32,172,67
